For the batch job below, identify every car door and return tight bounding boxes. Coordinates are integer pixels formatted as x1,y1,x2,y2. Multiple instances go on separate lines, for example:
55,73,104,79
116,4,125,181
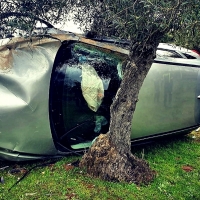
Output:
131,57,200,140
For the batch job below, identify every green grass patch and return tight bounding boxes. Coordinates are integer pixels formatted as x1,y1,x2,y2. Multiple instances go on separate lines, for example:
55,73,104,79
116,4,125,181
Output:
0,133,200,200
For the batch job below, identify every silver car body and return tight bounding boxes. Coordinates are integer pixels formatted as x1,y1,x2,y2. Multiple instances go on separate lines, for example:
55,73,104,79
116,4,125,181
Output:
0,33,200,161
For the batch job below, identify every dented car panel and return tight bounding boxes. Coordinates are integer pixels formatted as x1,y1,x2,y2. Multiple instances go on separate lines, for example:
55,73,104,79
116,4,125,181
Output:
0,37,62,160
0,33,200,161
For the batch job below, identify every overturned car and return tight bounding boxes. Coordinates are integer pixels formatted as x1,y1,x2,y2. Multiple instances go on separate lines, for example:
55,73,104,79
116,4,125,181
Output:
1,32,200,161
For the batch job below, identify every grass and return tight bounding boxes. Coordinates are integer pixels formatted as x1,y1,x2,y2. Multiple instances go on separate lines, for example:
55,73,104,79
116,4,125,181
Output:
0,131,200,200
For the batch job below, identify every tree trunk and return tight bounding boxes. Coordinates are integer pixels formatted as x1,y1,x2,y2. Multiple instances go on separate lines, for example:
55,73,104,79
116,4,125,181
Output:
80,44,158,184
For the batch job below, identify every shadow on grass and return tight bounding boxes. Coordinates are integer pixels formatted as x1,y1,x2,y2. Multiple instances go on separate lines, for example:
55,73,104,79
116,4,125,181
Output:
0,134,192,167
131,134,192,155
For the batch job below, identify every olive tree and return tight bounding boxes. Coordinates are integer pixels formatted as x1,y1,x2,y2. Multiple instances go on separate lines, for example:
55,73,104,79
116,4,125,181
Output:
72,0,200,184
1,0,200,184
0,0,76,37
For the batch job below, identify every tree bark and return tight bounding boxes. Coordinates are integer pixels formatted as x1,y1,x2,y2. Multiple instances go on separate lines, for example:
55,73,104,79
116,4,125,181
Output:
80,41,159,184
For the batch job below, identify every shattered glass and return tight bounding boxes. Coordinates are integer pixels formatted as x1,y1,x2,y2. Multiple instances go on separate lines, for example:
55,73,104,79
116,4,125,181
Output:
51,43,126,149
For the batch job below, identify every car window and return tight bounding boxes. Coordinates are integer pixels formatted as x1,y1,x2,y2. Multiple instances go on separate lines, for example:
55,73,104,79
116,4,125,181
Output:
156,49,183,58
50,42,127,150
182,53,196,59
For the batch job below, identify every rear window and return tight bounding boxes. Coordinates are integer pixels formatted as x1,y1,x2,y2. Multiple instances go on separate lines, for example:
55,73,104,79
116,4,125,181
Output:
182,53,196,59
157,49,183,58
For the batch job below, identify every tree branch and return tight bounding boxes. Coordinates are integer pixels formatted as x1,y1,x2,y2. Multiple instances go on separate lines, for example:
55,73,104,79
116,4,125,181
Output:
0,12,54,28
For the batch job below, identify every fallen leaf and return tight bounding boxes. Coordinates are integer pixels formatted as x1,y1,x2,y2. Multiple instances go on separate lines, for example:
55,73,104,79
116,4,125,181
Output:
182,165,194,172
86,184,95,189
64,164,74,171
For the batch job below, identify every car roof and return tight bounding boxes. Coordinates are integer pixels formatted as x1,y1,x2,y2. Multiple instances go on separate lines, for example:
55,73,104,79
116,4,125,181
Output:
0,33,199,67
158,43,200,59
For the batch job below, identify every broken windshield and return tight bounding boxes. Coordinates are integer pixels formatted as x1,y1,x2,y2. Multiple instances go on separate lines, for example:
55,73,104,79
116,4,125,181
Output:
50,42,127,150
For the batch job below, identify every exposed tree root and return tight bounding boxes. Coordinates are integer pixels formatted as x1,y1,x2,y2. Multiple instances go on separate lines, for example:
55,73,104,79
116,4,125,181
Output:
79,134,156,185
